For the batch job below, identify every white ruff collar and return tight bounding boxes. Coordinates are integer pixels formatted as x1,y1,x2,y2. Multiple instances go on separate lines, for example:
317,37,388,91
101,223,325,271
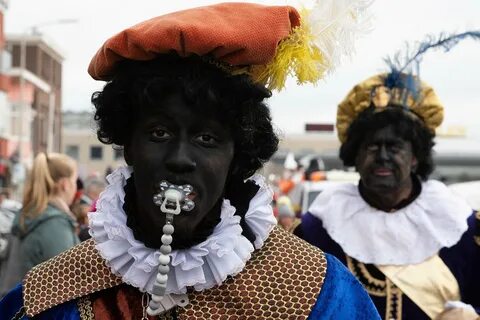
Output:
309,181,472,265
89,166,276,294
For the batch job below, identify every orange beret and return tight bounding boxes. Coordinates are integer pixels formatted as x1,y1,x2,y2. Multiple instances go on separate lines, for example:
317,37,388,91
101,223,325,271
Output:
88,1,372,90
88,3,299,81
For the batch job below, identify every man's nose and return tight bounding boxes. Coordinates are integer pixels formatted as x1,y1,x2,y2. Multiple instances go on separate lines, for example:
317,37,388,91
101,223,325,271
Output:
376,145,389,161
164,141,197,173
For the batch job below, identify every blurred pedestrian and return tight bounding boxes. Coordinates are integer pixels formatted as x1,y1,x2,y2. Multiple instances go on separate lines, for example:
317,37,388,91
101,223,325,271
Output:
304,158,325,182
276,196,300,233
0,190,20,212
12,152,79,277
70,201,90,242
0,157,8,189
73,178,84,205
105,165,113,178
74,178,106,241
82,177,106,211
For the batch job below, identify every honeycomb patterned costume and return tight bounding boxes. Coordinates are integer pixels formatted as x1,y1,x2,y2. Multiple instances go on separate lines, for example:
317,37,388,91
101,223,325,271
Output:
0,227,380,319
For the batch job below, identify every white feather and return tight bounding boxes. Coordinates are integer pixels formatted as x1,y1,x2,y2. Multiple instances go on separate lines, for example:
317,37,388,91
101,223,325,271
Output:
308,0,373,73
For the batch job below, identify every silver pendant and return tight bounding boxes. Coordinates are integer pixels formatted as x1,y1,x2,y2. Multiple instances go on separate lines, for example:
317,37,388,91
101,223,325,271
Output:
153,180,195,214
147,180,195,316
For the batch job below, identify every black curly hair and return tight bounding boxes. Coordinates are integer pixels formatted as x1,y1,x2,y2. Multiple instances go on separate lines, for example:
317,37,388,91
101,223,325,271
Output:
92,53,279,181
339,107,435,180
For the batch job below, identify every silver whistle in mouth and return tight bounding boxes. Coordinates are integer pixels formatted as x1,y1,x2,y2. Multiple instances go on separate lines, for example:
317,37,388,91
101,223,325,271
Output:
153,181,195,215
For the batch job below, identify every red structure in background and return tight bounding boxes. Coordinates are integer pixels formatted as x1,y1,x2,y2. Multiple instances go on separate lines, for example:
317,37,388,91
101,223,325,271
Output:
0,2,11,160
305,123,335,133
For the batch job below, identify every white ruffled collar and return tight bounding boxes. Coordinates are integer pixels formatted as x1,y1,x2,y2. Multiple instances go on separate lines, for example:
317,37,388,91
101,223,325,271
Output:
309,180,472,265
89,166,276,294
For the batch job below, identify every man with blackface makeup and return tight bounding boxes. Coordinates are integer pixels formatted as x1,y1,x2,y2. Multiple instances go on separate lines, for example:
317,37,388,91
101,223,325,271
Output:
297,32,480,320
0,2,380,319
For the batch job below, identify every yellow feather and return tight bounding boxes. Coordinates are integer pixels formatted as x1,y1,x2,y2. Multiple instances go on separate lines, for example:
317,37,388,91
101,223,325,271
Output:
250,9,328,91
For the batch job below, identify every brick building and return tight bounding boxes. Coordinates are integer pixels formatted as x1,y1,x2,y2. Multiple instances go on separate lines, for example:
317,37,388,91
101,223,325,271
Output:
6,32,63,158
62,111,125,179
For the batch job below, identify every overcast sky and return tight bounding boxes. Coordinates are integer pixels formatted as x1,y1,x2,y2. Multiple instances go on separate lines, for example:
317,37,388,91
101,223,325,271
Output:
5,0,480,137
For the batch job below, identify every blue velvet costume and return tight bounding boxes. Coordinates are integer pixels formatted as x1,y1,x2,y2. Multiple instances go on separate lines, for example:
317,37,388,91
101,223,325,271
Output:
299,211,480,319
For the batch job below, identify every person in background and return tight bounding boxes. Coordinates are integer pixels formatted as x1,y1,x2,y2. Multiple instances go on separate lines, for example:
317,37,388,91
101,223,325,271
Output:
0,157,8,189
73,178,84,205
73,178,106,241
12,153,79,277
0,190,21,212
276,196,300,233
81,177,106,213
278,152,299,196
0,192,15,269
105,166,113,178
304,158,325,182
298,32,480,320
70,201,90,242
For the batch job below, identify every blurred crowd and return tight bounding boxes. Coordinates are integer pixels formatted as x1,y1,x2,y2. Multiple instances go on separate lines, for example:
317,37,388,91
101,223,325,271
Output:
271,154,356,234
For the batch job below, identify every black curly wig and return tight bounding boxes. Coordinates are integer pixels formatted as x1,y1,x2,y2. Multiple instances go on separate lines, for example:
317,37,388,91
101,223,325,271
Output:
339,107,435,180
92,53,279,181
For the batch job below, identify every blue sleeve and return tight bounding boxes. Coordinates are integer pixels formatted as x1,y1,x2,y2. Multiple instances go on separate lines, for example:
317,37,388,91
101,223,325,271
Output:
0,282,81,320
440,212,480,310
308,254,381,320
0,283,27,319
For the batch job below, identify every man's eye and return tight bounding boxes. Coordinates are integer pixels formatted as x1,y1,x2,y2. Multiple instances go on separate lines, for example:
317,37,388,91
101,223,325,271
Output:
366,144,378,152
151,129,170,139
196,134,217,145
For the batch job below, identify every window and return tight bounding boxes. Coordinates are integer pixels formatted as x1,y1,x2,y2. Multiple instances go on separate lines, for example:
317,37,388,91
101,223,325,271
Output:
114,148,123,160
65,145,79,160
90,146,103,160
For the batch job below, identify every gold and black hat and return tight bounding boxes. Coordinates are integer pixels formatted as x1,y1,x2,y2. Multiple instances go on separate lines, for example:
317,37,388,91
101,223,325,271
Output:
336,73,444,143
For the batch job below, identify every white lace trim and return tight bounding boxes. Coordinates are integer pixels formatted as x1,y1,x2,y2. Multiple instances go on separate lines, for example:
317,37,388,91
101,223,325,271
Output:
88,166,276,294
309,180,472,265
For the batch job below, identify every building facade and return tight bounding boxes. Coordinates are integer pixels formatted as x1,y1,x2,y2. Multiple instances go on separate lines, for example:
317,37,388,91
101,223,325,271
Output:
62,111,125,179
6,33,63,158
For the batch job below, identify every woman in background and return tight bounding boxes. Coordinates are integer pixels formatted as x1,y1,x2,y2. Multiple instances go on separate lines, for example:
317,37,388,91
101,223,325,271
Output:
13,153,79,276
